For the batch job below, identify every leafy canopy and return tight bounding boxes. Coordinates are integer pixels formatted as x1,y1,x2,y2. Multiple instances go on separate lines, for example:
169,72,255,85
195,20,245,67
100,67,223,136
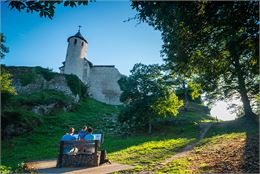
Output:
118,63,183,133
132,1,259,116
6,0,90,19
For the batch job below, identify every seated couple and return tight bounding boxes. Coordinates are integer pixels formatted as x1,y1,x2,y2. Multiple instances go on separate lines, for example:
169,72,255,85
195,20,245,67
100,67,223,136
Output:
61,126,94,141
78,126,94,141
61,126,95,154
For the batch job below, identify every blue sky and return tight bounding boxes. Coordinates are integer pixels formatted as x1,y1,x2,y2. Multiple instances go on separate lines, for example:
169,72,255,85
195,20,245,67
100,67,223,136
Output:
1,1,163,75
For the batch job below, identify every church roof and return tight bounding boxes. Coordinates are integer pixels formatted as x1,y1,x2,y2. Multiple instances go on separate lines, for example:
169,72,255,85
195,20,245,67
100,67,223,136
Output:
67,31,88,43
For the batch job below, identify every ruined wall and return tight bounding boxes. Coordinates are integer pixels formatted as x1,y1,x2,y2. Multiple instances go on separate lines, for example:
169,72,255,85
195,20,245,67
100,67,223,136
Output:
88,66,122,105
8,66,79,102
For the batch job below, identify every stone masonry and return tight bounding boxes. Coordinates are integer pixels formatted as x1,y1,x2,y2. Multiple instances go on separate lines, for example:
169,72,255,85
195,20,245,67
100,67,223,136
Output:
59,29,123,105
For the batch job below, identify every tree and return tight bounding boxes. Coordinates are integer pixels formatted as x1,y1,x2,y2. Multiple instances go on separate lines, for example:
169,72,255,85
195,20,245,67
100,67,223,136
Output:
0,67,16,95
0,33,9,59
132,1,259,118
6,0,90,19
0,33,15,95
118,63,183,134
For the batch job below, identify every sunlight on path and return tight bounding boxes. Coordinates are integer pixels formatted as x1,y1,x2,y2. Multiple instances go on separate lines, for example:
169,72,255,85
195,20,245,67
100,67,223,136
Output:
210,101,238,121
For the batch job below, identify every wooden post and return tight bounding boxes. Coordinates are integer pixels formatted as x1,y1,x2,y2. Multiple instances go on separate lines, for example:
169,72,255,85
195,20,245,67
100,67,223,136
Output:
56,141,64,168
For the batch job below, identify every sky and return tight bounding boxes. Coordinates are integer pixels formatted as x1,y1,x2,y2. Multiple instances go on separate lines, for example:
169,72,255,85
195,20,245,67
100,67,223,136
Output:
1,1,237,121
1,1,163,75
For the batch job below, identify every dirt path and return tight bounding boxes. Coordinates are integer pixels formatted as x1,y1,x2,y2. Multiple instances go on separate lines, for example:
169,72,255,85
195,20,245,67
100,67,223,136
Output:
26,159,134,174
138,122,214,174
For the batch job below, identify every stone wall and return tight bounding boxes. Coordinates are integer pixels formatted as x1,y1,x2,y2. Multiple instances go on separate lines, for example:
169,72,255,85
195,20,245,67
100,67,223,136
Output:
88,66,122,105
8,66,79,102
64,37,87,80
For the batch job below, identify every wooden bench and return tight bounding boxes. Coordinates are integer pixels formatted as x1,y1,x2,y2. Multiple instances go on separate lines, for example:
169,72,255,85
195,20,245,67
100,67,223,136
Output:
56,140,100,168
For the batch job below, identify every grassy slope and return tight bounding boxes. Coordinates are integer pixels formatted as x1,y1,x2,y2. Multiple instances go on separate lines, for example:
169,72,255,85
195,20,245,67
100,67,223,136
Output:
1,99,213,173
157,117,259,173
2,98,119,168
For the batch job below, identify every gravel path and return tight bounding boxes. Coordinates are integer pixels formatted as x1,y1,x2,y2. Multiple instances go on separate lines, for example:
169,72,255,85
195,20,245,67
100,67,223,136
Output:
26,159,134,174
138,122,214,174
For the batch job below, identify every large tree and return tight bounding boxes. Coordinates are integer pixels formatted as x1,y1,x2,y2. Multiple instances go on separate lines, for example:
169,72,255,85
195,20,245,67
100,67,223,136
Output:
132,1,259,118
118,63,183,134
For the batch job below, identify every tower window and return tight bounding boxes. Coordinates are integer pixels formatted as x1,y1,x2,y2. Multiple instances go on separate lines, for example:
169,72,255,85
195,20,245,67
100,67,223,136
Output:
81,42,84,46
74,39,77,45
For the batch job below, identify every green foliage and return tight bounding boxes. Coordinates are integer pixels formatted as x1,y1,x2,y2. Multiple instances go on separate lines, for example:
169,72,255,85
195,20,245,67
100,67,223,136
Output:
188,81,201,100
65,74,87,98
2,107,43,130
0,165,12,174
1,97,207,172
0,67,16,94
7,0,89,19
18,71,37,86
1,98,120,170
1,89,73,139
132,1,259,116
0,33,9,59
119,63,183,133
18,67,55,86
34,66,55,81
153,93,183,117
8,89,72,106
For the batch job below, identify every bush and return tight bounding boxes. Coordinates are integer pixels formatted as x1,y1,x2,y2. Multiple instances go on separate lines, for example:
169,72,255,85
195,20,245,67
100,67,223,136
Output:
9,89,72,106
1,106,43,138
0,165,12,174
19,72,37,86
65,74,88,97
34,66,55,81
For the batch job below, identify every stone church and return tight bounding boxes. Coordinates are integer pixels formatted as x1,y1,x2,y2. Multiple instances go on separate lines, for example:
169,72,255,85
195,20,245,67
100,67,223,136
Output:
59,29,122,105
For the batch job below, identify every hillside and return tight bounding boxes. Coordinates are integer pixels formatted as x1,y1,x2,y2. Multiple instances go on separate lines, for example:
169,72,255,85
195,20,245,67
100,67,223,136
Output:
1,97,215,173
1,86,258,173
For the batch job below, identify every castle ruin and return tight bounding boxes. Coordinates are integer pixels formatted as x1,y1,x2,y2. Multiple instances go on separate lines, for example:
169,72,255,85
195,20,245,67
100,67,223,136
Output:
59,29,122,105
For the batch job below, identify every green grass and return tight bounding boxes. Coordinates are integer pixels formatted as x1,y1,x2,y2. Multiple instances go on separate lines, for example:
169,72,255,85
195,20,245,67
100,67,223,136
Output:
156,117,259,173
107,123,199,172
8,89,72,106
2,98,120,168
1,99,208,173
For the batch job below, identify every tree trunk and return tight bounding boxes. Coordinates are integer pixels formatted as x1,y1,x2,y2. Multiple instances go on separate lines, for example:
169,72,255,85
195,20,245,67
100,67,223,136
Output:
148,115,152,134
233,58,254,117
183,80,188,112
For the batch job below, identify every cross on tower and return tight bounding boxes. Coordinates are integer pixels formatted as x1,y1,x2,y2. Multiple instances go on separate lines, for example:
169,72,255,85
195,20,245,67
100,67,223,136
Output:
78,25,82,32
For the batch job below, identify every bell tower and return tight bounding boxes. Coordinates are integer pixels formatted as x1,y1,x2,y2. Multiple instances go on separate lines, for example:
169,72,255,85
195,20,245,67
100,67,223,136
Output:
64,26,88,81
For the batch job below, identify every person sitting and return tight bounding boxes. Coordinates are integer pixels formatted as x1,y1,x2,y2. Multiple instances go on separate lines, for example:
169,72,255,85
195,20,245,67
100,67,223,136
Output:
61,127,78,154
83,127,95,154
78,126,87,141
84,127,94,141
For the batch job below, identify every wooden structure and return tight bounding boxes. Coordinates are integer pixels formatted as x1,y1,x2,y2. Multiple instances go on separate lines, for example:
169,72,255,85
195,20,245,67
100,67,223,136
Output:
56,140,100,167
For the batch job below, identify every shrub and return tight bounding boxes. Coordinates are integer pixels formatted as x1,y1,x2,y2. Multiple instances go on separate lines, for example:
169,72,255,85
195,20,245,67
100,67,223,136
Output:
19,72,37,86
34,66,55,81
65,74,88,98
1,106,43,138
0,165,12,174
9,89,72,106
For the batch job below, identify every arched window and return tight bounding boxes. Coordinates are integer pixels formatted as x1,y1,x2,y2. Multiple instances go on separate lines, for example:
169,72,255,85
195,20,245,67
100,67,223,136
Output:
74,39,77,45
81,42,84,46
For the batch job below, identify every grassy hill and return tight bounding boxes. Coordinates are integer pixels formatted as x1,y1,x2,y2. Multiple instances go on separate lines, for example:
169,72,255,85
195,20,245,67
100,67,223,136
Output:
1,98,215,173
2,97,258,173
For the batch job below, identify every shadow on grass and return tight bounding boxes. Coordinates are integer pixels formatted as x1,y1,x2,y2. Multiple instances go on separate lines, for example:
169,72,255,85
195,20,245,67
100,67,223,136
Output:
205,116,259,173
103,123,200,154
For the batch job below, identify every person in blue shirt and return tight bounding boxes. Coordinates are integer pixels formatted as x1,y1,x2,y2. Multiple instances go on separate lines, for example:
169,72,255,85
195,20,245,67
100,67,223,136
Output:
83,127,95,153
84,127,94,141
61,127,77,154
78,126,87,141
